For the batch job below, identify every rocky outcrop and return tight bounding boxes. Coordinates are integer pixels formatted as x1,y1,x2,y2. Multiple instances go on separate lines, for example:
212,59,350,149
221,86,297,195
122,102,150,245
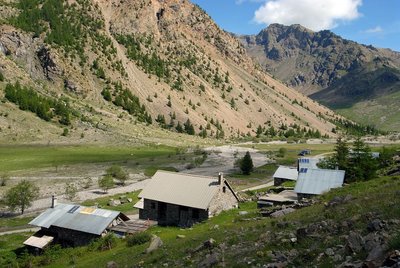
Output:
0,26,62,81
37,45,62,81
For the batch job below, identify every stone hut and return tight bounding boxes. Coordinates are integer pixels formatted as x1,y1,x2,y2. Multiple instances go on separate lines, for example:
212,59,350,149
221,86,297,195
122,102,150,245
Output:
135,171,239,227
24,202,130,249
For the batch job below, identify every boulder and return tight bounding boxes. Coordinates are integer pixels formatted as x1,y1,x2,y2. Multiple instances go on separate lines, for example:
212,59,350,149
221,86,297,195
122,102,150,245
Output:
106,261,118,268
364,245,386,268
270,208,295,218
108,199,121,207
325,248,335,256
345,231,364,254
381,250,400,267
203,238,216,249
198,253,219,268
145,235,163,254
176,235,186,239
239,211,249,216
327,195,353,207
64,79,78,92
367,219,384,232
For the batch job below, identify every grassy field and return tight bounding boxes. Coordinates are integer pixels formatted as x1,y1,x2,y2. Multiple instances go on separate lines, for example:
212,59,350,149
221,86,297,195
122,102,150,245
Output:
0,144,178,174
81,191,140,215
0,216,35,232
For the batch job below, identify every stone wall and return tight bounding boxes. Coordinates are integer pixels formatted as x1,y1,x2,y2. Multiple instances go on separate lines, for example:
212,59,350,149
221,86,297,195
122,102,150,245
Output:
297,193,316,200
208,181,238,216
46,226,99,247
139,199,208,227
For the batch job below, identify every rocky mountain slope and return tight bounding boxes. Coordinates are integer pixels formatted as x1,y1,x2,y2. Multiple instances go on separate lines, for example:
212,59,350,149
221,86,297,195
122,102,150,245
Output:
239,24,400,131
0,1,341,145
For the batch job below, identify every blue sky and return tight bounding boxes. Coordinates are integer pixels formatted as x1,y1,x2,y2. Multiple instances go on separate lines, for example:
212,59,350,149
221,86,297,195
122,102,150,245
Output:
191,0,400,51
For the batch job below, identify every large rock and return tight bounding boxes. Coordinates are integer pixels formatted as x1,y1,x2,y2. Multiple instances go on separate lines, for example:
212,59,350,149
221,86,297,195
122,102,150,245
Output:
367,219,384,232
270,208,295,218
364,245,386,268
381,250,400,267
36,45,62,80
106,261,118,268
326,195,353,207
345,231,364,254
145,235,163,254
108,199,121,207
198,253,219,268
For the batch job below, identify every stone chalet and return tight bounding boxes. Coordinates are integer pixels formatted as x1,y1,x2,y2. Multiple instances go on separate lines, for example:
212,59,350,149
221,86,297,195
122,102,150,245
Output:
135,171,239,227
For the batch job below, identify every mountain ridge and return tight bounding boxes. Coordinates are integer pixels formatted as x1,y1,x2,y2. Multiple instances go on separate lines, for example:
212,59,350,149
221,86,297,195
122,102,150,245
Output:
239,23,400,131
0,0,345,144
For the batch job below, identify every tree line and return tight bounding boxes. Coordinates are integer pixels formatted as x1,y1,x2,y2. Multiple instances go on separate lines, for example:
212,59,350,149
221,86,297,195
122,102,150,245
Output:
4,82,72,125
319,137,395,183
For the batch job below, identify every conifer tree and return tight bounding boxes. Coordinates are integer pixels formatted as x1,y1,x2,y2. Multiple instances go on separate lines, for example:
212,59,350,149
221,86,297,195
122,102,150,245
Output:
240,151,254,175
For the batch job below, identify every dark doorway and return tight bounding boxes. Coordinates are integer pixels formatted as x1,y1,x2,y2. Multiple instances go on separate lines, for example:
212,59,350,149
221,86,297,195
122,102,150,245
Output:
158,202,167,220
179,206,189,226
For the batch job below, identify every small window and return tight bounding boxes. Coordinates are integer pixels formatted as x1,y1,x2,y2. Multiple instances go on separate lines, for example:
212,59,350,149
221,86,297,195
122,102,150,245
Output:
151,202,156,209
222,186,226,193
300,168,308,173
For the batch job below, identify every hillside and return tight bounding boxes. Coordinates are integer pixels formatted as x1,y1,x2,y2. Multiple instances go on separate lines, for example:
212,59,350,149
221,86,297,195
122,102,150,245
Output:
2,174,399,267
0,0,342,145
239,24,400,131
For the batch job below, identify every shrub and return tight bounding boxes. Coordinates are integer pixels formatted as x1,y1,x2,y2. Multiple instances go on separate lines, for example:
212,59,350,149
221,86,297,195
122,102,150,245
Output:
388,232,400,251
126,232,152,247
277,148,287,158
0,71,4,81
0,175,9,186
97,233,117,251
62,128,69,136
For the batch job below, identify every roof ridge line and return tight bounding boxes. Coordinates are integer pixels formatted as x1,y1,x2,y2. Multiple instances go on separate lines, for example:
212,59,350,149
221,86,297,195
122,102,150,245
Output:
154,170,221,180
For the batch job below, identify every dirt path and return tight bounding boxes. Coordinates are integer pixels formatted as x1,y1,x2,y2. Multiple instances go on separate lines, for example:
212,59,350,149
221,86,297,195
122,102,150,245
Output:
0,227,40,236
182,145,271,176
23,179,149,214
240,180,274,192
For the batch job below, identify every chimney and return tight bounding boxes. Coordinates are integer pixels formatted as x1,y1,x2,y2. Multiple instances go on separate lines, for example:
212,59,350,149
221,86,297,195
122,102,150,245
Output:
218,172,224,185
51,195,57,208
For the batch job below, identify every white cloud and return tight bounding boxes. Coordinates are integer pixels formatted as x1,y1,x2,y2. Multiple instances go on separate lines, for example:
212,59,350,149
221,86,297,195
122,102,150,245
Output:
254,0,362,31
364,26,383,33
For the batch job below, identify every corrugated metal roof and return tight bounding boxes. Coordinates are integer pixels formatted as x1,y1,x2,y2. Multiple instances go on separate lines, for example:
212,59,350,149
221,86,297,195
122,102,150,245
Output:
294,169,345,195
298,157,320,169
29,204,121,235
138,171,224,210
273,166,298,181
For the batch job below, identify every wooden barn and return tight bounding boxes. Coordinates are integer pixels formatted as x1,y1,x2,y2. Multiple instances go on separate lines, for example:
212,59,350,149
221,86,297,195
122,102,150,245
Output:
135,171,239,227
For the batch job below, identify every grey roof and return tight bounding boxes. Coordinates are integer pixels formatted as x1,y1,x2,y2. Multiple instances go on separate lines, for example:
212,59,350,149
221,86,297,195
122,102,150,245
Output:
298,157,320,169
259,190,298,203
138,171,235,210
294,169,345,195
29,204,123,235
273,166,298,181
